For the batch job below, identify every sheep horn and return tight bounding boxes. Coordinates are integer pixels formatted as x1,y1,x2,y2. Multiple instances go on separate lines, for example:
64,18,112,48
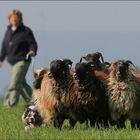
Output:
96,52,105,63
48,71,53,78
80,56,86,63
63,59,73,68
126,60,135,67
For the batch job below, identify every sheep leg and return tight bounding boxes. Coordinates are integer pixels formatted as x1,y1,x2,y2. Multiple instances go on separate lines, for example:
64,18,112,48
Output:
69,118,77,129
89,117,96,128
131,120,140,129
131,120,137,129
53,115,65,130
94,119,107,129
135,121,140,129
99,119,109,129
85,120,89,128
117,116,126,129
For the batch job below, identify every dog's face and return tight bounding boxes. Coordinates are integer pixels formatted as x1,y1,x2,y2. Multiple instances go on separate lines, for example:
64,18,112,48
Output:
22,105,42,128
75,62,94,81
110,60,134,80
49,59,72,79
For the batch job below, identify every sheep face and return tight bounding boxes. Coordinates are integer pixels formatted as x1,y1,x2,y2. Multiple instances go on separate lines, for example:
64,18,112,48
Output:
75,62,94,81
82,53,96,63
49,59,72,79
79,52,110,71
109,60,134,81
81,52,103,63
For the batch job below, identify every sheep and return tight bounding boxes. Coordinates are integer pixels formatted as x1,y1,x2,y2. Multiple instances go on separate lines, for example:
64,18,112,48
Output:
107,60,140,128
35,59,74,128
67,62,110,128
35,60,109,129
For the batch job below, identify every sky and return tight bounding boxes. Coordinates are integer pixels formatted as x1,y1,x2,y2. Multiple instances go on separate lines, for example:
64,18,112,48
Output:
1,1,140,32
0,1,140,95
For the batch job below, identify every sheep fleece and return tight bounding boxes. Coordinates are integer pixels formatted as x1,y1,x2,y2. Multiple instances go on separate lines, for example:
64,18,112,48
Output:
107,70,140,121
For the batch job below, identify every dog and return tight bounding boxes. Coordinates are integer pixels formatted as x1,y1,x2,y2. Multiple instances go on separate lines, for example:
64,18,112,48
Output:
22,104,43,130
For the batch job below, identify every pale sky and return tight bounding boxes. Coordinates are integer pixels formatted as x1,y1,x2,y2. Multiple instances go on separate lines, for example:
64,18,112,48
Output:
1,1,140,33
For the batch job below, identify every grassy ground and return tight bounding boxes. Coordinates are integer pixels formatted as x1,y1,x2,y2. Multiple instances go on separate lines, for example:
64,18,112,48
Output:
0,101,140,139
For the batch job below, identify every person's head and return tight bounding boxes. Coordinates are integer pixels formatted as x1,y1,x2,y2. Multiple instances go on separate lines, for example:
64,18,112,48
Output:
8,9,23,27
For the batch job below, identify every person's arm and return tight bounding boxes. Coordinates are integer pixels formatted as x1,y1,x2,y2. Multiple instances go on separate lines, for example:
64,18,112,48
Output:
0,31,7,68
26,28,38,57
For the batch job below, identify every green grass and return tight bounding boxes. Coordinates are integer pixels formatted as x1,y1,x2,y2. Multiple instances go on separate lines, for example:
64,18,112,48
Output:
0,101,140,139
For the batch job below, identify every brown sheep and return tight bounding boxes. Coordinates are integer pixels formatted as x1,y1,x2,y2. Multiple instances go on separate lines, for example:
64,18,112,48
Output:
35,59,74,128
67,62,110,128
107,60,140,128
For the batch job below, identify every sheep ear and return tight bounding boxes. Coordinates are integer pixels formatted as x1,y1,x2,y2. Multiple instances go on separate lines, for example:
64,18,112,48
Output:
104,62,111,68
34,68,48,83
33,68,44,78
125,60,135,68
40,68,48,76
34,72,38,79
112,62,117,69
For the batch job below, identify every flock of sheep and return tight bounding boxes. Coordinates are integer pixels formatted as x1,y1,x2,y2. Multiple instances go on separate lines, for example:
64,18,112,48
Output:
28,52,140,129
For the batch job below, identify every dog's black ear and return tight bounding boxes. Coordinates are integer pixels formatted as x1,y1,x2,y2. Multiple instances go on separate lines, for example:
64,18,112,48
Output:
24,102,35,110
23,107,31,118
35,111,39,115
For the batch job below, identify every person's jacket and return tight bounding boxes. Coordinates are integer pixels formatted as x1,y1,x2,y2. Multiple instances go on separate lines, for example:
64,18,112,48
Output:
0,23,38,65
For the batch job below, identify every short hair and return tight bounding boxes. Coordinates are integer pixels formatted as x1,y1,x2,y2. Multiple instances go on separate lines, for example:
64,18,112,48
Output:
8,9,23,24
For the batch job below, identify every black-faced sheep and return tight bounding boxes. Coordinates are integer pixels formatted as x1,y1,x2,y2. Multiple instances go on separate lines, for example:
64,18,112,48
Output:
35,59,73,129
68,62,110,128
80,52,110,82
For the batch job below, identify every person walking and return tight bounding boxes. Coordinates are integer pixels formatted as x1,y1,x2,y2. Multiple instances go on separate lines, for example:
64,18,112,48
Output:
0,9,38,107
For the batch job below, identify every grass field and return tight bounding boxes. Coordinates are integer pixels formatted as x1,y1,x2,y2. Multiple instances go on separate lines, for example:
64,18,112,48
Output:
0,100,140,139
